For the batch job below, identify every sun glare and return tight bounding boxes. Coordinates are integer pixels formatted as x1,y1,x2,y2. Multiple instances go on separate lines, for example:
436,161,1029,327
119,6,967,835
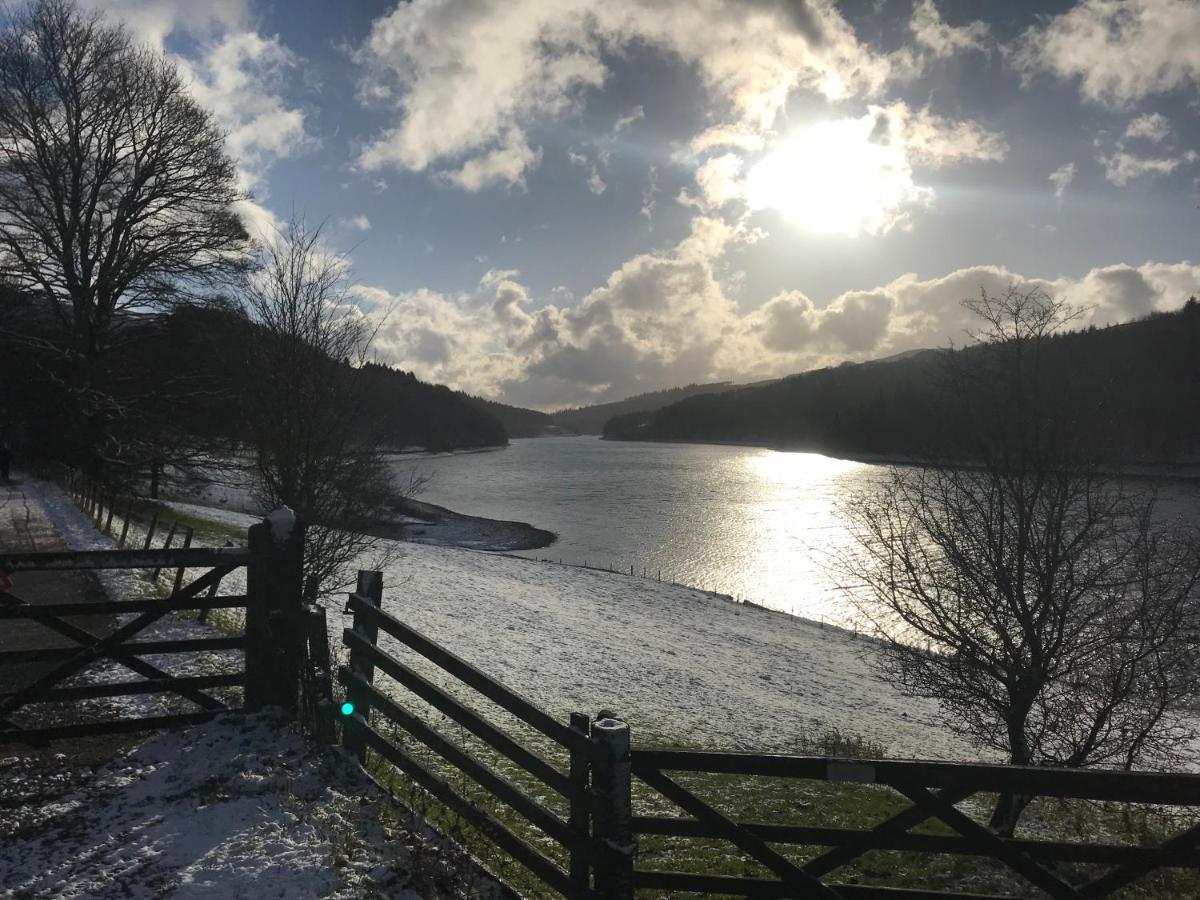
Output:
746,116,920,237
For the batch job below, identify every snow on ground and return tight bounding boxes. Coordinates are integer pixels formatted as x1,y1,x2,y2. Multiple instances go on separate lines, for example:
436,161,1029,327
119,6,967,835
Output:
23,477,974,758
359,541,975,760
0,714,424,900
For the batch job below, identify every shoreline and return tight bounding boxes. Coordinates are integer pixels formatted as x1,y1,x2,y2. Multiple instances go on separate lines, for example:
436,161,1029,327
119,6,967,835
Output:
363,497,557,553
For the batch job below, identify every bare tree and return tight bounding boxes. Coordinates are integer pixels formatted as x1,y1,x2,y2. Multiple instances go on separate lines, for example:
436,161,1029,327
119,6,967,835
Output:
845,287,1200,835
241,217,420,596
0,0,248,472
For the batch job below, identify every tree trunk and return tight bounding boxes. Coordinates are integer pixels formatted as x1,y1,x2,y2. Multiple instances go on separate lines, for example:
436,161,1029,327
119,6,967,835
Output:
988,791,1032,837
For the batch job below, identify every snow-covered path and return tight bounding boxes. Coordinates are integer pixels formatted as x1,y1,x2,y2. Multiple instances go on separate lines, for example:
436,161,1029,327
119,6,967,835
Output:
1,714,436,900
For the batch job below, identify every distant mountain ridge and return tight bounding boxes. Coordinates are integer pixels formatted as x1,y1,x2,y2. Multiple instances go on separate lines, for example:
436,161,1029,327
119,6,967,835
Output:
550,382,741,434
602,306,1200,464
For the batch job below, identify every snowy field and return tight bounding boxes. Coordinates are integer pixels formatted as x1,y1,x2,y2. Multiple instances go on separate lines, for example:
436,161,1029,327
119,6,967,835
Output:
160,492,973,758
17,477,973,759
159,494,973,759
369,541,973,759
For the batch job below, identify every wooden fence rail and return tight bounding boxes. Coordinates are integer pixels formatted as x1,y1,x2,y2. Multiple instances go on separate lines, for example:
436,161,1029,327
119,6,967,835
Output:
0,500,305,745
337,570,1200,900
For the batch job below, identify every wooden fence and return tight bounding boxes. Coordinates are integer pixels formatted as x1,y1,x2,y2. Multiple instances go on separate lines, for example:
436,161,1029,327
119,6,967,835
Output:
0,503,306,745
339,572,1200,900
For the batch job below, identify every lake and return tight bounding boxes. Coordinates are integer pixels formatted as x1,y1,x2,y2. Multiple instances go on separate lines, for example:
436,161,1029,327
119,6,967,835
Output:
398,436,886,623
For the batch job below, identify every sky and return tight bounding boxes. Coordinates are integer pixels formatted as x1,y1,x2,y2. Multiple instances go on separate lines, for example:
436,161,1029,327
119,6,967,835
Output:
80,0,1200,409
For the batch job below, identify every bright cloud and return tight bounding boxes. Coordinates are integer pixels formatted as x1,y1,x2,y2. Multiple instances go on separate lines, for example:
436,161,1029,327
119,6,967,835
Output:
86,0,313,221
1125,112,1172,142
1099,149,1193,186
357,230,1200,408
1016,0,1200,105
354,0,892,188
741,104,1004,237
1049,161,1077,200
910,0,988,57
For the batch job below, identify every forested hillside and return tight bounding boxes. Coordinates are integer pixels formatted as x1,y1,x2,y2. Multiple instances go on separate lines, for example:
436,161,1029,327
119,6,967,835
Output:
604,303,1200,463
466,396,553,437
552,382,740,434
1,300,511,465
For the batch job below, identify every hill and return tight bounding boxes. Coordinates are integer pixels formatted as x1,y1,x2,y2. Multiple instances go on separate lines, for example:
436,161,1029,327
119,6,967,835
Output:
464,395,553,438
550,382,740,434
603,304,1200,463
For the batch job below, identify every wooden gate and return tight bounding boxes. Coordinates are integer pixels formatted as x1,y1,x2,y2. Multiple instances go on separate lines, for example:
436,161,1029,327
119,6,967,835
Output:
627,750,1200,898
340,575,605,898
338,571,1200,900
0,515,305,745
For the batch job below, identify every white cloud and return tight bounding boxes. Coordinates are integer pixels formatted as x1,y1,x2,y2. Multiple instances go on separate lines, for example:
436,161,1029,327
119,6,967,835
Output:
177,31,312,190
1124,112,1172,142
1099,149,1192,186
568,150,607,195
354,0,891,188
1049,161,1077,200
86,0,313,216
441,130,543,192
910,0,988,58
354,200,1200,407
881,101,1008,167
741,104,1003,237
341,214,372,231
1015,0,1200,106
679,153,744,211
614,105,645,132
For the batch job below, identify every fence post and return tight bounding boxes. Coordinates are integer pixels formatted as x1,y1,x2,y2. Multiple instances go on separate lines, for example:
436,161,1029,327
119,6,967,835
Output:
117,498,133,549
171,526,194,596
343,569,382,765
244,508,307,715
568,711,593,891
592,717,635,900
151,522,178,582
142,510,159,551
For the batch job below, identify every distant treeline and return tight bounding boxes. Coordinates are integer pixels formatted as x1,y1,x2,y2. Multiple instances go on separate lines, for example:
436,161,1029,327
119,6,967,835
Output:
603,303,1200,463
551,382,740,434
2,299,526,462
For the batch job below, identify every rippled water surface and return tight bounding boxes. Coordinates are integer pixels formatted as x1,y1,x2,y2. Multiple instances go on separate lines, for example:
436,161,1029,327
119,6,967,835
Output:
400,437,891,622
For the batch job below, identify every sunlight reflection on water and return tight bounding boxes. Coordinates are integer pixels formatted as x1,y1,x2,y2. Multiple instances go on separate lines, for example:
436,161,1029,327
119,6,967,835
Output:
397,436,887,624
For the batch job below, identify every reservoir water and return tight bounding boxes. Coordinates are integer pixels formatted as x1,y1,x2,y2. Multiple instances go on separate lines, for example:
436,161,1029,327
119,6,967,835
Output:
401,436,887,622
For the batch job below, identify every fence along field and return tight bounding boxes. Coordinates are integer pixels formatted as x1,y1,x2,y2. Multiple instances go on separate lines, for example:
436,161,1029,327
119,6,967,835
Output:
4,475,1200,898
338,578,1200,899
0,474,305,743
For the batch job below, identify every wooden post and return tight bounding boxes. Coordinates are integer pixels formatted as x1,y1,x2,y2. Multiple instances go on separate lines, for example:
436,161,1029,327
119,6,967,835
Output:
303,601,336,745
142,510,159,551
151,522,178,581
244,509,307,714
117,498,133,549
103,492,116,535
592,717,635,900
568,711,593,891
171,527,194,596
342,569,382,765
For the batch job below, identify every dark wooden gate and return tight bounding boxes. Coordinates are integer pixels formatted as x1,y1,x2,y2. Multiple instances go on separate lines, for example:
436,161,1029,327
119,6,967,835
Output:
340,575,605,898
0,514,305,745
337,571,1200,900
627,751,1200,898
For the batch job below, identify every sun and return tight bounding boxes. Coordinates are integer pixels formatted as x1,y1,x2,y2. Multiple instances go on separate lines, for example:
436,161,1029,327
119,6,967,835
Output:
745,115,923,237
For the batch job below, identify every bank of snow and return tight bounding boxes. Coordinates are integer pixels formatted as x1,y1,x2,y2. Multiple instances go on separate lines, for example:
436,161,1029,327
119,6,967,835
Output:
368,542,974,760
